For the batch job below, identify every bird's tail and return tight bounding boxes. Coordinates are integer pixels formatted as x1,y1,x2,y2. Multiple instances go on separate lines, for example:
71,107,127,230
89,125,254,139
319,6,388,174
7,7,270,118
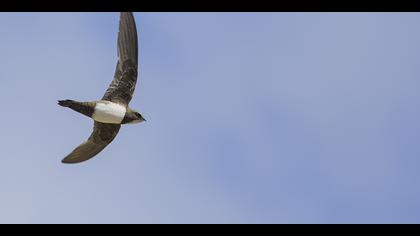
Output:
58,99,75,108
58,100,95,118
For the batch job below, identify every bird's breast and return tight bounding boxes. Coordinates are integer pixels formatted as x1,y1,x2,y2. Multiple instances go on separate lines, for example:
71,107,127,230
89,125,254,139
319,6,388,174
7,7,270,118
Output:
92,102,126,124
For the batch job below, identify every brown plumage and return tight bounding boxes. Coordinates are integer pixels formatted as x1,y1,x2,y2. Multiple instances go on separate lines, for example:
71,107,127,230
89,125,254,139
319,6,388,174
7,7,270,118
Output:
102,12,138,106
59,12,143,164
61,122,121,164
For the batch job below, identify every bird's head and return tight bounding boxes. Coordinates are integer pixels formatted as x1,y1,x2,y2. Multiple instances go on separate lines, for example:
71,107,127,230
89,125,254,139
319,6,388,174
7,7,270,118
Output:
124,109,146,124
133,111,146,123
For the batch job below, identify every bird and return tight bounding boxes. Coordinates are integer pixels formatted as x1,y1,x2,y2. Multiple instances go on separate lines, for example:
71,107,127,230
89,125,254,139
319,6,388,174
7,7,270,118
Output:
58,12,145,164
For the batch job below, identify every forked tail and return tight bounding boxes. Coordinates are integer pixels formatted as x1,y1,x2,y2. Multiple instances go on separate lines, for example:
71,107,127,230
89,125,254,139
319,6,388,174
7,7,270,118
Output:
58,99,76,107
58,99,95,118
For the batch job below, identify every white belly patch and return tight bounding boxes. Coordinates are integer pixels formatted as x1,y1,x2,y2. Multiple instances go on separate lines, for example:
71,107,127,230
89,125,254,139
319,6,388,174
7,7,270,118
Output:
92,102,126,124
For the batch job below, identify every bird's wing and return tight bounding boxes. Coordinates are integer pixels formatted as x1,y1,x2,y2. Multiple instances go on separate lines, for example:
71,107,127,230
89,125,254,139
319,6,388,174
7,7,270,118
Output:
102,12,138,106
62,122,121,164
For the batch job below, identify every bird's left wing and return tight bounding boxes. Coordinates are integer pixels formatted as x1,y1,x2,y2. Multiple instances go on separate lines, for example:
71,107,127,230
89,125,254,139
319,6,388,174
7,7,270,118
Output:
62,122,121,164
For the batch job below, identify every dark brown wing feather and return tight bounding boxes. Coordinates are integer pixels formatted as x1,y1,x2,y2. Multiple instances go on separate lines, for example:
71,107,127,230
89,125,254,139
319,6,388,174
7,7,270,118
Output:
62,122,121,164
102,12,138,106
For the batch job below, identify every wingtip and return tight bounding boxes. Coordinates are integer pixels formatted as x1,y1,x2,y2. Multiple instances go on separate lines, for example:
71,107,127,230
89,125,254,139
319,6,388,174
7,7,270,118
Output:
61,158,77,164
61,157,86,164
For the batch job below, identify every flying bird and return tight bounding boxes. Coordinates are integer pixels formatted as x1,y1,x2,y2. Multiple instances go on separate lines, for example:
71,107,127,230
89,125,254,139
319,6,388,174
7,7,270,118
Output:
58,12,145,164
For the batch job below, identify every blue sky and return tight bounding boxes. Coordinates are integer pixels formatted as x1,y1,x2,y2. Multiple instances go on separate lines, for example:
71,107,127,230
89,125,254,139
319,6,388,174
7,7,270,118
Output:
1,13,420,223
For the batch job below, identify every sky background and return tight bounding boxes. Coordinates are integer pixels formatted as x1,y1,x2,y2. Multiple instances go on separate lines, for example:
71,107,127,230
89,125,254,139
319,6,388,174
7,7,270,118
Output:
1,13,420,223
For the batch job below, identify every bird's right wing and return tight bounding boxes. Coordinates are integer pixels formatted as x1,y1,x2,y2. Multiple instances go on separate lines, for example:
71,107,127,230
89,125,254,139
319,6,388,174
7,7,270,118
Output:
62,122,121,164
102,12,138,106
